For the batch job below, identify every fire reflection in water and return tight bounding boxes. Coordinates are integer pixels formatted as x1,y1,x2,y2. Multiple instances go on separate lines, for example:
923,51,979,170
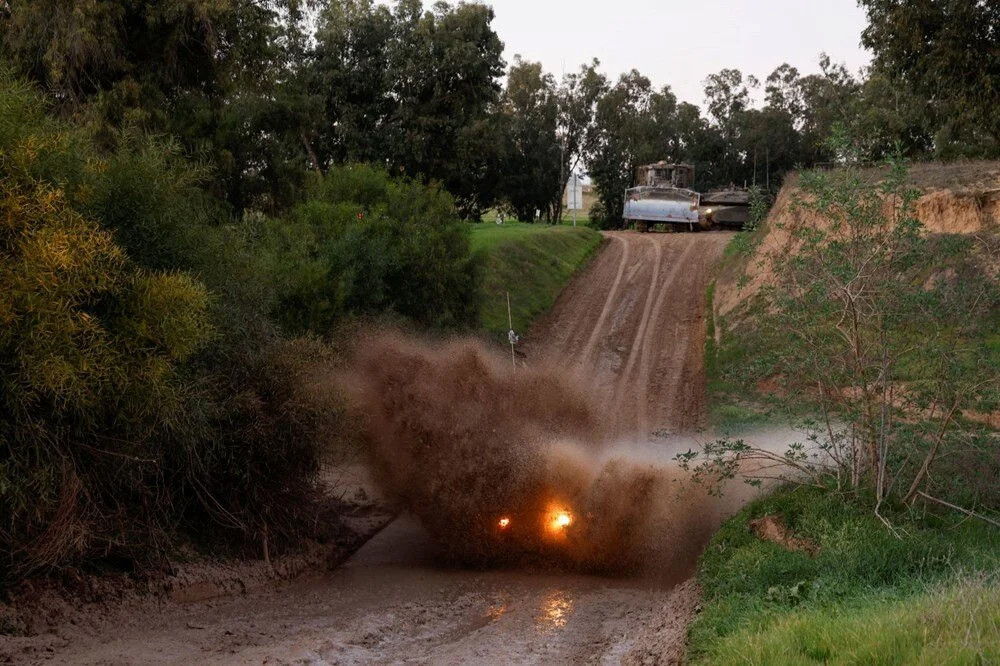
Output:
488,602,507,620
536,590,573,631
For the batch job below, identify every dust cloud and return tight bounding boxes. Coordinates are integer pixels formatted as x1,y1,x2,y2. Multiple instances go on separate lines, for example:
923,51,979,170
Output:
339,331,732,581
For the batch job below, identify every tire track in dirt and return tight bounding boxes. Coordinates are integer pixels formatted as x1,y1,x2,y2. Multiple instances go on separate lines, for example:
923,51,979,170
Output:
653,233,730,432
612,235,663,435
527,231,732,438
523,235,625,366
634,237,700,438
577,236,630,365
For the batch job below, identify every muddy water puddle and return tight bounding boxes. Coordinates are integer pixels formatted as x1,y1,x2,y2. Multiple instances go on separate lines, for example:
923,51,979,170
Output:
186,515,679,665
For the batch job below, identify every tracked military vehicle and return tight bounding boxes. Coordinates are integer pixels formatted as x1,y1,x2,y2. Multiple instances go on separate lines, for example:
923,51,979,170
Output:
623,161,750,231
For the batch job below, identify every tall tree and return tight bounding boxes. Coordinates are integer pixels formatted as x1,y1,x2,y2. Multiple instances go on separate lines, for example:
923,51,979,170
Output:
498,57,561,222
311,0,396,165
795,55,863,163
0,0,316,215
553,59,607,222
703,68,759,185
765,64,806,121
311,0,506,218
859,0,1000,152
584,71,680,227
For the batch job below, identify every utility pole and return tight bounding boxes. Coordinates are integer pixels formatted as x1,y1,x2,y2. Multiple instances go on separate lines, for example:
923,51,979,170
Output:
570,172,578,227
506,292,517,371
560,136,566,225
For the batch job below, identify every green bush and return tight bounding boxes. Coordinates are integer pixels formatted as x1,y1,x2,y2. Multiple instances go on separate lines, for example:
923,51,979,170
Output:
587,200,609,229
0,74,351,582
82,129,280,356
192,336,353,549
269,164,480,335
0,179,212,578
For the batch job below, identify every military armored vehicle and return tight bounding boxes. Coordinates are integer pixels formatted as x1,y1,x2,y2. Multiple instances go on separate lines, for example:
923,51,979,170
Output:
623,161,750,231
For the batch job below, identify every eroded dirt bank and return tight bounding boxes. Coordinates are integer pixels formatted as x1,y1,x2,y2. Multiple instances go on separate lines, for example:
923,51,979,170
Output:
13,231,743,665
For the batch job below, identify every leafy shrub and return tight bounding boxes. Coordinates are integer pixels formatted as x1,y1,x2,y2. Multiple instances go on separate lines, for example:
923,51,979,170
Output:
191,336,354,549
82,129,280,356
587,200,609,229
0,179,212,578
269,164,480,335
0,74,344,582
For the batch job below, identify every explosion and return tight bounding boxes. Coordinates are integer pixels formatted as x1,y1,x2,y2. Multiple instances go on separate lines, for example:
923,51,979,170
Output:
339,330,725,578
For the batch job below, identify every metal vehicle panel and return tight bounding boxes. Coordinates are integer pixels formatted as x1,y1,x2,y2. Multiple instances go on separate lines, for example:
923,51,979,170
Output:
623,187,700,225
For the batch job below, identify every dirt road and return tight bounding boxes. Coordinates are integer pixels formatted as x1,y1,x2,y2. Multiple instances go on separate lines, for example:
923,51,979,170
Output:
25,231,733,665
524,231,731,439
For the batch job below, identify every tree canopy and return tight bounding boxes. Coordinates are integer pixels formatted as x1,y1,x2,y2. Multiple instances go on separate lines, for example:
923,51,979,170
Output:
2,0,996,225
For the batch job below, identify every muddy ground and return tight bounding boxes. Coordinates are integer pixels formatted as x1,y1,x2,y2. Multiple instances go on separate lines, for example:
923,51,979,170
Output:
6,230,786,665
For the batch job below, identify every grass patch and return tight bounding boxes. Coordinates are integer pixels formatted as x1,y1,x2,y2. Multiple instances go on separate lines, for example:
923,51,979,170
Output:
471,222,602,339
705,277,798,432
688,486,1000,664
479,210,591,226
707,579,999,665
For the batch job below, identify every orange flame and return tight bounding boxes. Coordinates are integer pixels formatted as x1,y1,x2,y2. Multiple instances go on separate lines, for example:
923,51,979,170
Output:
553,511,572,529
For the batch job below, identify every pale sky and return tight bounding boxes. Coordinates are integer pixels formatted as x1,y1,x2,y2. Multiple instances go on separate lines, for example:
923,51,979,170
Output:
487,0,872,109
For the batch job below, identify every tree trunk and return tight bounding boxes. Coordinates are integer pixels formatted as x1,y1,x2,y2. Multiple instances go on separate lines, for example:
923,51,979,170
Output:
301,132,322,176
902,402,958,504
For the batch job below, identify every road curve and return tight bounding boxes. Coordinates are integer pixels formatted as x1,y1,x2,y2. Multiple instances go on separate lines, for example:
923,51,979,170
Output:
34,231,733,666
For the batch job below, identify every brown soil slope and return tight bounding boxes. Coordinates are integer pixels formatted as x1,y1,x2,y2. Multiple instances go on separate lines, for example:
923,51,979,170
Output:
716,161,1000,319
526,230,732,437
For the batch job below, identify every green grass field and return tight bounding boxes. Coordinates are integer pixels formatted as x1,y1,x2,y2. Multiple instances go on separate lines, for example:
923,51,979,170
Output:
479,209,591,226
471,222,602,339
688,486,1000,665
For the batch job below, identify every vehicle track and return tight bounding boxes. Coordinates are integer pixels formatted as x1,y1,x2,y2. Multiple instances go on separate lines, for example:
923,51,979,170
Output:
634,238,701,437
577,236,630,365
613,235,663,435
527,231,731,439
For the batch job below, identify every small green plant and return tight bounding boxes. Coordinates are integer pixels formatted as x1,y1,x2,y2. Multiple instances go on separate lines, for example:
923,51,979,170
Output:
729,185,768,257
587,200,608,229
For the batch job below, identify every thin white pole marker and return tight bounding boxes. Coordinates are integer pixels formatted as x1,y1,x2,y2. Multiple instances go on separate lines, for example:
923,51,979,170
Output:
507,291,517,371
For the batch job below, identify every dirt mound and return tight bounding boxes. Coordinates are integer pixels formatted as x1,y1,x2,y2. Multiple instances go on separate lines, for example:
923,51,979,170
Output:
715,164,1000,319
916,188,1000,234
340,331,721,578
748,515,818,556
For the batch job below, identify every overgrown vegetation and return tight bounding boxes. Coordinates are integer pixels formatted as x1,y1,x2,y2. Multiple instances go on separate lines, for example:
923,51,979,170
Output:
688,486,1000,664
685,156,1000,519
0,74,484,585
266,164,479,335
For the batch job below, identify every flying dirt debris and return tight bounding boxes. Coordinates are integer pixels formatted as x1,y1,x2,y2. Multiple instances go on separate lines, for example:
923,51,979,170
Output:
339,331,723,580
